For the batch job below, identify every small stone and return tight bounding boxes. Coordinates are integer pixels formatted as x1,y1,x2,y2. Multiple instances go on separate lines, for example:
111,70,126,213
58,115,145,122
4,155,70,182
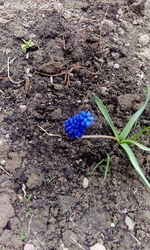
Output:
0,159,6,165
118,28,125,35
101,19,115,34
125,215,135,231
19,105,27,112
136,48,150,60
142,210,150,222
53,84,64,91
37,56,66,74
0,114,4,123
111,222,116,227
24,244,35,250
100,87,108,96
90,243,106,250
13,28,28,39
113,63,120,69
133,20,139,25
86,35,99,43
82,177,89,189
111,52,120,59
138,34,149,46
107,61,114,68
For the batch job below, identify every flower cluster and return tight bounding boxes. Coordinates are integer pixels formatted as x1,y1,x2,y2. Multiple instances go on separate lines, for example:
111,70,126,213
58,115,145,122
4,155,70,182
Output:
64,111,94,139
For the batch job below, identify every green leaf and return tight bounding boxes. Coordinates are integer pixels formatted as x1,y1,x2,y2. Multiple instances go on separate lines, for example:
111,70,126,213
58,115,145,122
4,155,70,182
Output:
121,139,150,151
120,143,150,190
120,87,150,140
104,153,111,179
93,95,119,139
21,39,34,53
87,158,105,175
129,126,150,141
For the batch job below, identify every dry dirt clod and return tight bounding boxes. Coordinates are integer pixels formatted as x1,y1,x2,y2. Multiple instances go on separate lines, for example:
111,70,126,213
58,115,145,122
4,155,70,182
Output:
63,230,78,247
138,34,149,46
0,193,15,233
131,0,146,15
26,172,43,189
117,94,140,110
50,108,62,120
90,243,106,250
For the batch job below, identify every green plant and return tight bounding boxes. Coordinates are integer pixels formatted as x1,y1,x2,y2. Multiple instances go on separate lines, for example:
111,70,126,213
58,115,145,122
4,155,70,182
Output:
90,87,150,190
19,231,26,241
21,39,34,53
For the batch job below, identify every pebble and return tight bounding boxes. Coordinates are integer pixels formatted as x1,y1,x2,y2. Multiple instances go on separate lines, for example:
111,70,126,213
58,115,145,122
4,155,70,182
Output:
125,215,135,231
53,84,64,91
90,243,106,250
82,177,89,189
107,61,114,68
118,28,125,35
24,244,35,250
111,52,120,59
138,34,149,46
0,159,6,165
101,19,115,34
100,87,109,96
0,114,4,123
136,48,150,60
86,35,99,43
13,28,28,39
113,63,120,69
19,105,27,112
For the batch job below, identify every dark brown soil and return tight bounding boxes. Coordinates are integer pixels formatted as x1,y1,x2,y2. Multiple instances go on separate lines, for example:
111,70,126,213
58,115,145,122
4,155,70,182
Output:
0,1,150,250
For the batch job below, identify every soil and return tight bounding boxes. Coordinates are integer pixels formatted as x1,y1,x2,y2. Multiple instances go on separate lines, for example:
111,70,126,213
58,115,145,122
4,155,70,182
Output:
0,0,150,250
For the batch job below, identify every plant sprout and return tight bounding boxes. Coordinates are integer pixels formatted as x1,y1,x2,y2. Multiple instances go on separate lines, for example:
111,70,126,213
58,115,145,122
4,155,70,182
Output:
64,87,150,190
21,39,34,53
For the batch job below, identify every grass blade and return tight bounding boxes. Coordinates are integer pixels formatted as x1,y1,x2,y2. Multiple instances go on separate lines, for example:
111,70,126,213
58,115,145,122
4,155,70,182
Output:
120,87,150,140
120,143,150,190
104,154,111,179
87,158,105,175
93,95,119,139
121,139,150,151
129,126,150,141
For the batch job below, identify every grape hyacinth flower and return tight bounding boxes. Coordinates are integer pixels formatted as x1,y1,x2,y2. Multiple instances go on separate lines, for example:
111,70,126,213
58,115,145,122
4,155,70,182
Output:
64,111,94,139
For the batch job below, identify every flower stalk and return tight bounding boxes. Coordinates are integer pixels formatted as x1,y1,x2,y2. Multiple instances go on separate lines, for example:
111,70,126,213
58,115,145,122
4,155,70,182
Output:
82,134,119,142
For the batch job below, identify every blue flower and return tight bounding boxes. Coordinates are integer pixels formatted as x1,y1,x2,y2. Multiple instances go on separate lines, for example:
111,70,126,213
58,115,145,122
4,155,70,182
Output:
64,111,94,139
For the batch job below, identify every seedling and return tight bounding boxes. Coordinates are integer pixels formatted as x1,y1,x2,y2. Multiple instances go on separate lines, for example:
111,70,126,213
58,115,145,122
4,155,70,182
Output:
64,87,150,190
21,39,34,53
92,87,150,190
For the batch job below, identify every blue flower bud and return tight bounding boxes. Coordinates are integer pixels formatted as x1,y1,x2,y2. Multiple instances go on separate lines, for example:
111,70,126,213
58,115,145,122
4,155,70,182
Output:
64,111,94,139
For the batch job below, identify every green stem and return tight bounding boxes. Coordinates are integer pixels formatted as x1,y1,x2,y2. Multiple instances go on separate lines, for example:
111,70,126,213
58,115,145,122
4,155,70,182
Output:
82,134,118,142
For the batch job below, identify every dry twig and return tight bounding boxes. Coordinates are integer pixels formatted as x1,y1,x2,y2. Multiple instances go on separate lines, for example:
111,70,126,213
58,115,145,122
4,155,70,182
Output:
0,166,12,176
7,57,24,84
71,236,86,250
38,125,61,137
35,62,102,87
